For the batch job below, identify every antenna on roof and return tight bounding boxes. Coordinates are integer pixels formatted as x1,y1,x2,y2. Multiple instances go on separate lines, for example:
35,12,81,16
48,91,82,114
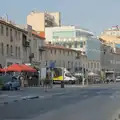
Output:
2,13,8,22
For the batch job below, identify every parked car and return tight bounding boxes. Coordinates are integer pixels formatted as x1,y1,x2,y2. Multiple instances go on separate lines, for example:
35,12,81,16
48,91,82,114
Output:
0,75,20,90
116,76,120,82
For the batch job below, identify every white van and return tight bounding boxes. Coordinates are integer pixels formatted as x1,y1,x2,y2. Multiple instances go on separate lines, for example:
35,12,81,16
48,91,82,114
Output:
64,69,77,84
53,67,77,84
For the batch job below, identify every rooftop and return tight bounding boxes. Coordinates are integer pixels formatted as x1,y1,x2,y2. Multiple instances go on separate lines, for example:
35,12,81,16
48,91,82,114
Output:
32,31,45,40
0,18,27,33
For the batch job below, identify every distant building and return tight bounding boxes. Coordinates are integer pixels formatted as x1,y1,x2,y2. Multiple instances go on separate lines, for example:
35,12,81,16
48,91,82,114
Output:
45,26,101,73
100,26,120,49
100,44,120,77
100,26,120,78
27,11,61,32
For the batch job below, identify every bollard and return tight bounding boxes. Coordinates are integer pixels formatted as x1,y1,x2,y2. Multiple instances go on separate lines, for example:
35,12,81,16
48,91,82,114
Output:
61,81,64,88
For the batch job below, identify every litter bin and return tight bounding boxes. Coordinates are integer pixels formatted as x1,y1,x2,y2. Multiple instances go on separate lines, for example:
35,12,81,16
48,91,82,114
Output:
61,81,64,88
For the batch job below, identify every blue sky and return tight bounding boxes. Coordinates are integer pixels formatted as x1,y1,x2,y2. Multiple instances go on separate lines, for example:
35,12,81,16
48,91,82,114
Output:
0,0,120,34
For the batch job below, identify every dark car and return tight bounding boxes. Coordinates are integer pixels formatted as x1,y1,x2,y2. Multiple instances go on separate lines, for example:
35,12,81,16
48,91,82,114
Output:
0,75,20,90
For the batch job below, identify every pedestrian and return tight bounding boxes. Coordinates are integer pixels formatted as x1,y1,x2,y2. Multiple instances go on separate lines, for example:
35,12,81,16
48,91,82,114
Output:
19,73,24,89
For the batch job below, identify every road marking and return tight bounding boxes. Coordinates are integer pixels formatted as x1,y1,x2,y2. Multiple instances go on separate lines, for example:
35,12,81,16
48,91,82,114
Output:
8,95,21,98
0,94,8,98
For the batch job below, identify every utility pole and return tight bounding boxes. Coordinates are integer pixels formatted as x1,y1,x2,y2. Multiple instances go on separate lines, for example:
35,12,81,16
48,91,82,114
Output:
82,67,85,86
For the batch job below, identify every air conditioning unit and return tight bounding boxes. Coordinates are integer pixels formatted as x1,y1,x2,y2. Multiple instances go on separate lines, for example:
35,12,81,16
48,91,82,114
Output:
29,53,34,58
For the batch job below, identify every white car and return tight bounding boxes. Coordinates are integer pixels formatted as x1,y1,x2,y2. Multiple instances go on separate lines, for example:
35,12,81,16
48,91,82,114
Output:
116,76,120,82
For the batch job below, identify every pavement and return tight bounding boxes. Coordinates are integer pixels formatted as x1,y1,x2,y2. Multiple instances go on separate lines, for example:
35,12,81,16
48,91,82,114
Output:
0,83,120,120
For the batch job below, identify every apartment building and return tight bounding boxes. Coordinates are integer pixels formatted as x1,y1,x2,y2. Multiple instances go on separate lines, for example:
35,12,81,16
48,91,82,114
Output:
44,44,88,73
0,18,45,68
27,11,61,32
100,44,120,77
0,19,24,67
100,26,120,48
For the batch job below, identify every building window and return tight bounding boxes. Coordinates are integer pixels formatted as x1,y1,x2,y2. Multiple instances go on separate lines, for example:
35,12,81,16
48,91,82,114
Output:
10,29,13,42
39,51,42,61
68,51,69,56
54,49,56,54
69,44,72,48
18,47,20,58
51,49,52,54
1,25,4,35
6,27,8,36
10,45,13,56
63,50,65,55
91,62,93,69
15,47,17,57
6,44,9,55
1,43,4,55
15,30,17,40
97,63,99,69
75,41,77,48
94,63,96,68
18,32,20,40
59,50,61,54
80,42,83,48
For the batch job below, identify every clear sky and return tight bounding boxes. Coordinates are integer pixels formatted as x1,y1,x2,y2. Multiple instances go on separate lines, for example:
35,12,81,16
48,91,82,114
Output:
0,0,120,34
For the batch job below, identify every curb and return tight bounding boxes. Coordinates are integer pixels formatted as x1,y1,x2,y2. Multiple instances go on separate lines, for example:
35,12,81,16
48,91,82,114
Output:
0,95,40,105
0,92,68,105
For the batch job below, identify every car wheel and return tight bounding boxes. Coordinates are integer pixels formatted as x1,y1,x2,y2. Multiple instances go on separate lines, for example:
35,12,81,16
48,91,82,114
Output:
69,80,73,84
15,87,18,90
9,85,12,91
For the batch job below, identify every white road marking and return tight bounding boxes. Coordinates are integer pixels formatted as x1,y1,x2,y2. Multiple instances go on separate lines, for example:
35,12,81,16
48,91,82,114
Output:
8,95,21,98
0,94,8,97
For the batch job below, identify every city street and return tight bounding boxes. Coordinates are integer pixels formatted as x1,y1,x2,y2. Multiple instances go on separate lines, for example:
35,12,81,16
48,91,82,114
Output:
0,84,120,120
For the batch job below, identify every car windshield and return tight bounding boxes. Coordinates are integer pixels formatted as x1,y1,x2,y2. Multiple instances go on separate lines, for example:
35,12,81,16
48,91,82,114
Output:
65,73,72,77
1,1,120,120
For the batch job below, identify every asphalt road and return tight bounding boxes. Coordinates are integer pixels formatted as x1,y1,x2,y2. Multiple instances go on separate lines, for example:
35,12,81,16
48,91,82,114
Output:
1,84,120,120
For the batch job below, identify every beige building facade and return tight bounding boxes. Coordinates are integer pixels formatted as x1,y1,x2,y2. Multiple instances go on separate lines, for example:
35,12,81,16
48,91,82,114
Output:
27,11,61,32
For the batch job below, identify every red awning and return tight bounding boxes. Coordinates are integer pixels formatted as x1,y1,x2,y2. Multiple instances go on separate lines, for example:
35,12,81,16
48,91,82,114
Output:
5,64,37,72
0,68,5,72
20,64,37,72
6,64,24,72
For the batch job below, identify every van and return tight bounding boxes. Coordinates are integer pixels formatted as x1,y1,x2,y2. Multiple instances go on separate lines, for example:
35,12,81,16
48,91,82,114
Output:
53,67,77,84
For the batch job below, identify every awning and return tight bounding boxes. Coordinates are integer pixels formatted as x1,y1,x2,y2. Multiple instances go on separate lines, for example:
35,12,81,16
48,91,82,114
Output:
6,64,23,72
0,68,5,72
6,64,37,72
20,64,37,72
